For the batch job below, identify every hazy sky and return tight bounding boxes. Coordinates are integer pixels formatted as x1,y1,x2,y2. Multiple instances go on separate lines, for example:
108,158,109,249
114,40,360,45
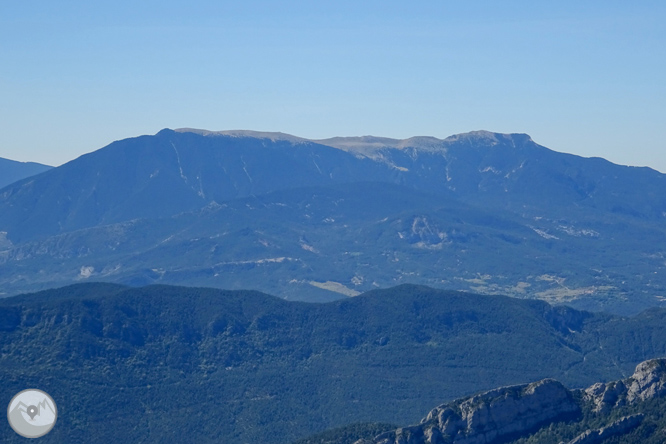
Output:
1,1,665,171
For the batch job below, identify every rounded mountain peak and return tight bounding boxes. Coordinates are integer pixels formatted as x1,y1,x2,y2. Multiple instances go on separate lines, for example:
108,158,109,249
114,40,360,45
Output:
443,130,534,147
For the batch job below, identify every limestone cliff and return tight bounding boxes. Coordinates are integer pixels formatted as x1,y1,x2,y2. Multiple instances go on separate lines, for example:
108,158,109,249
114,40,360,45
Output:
355,358,666,444
584,358,666,411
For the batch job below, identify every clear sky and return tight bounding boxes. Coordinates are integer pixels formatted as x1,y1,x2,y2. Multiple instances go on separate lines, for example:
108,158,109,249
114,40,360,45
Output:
1,1,665,171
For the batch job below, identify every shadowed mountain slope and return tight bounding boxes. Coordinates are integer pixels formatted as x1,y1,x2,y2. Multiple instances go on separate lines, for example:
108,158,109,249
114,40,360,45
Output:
0,130,389,243
4,128,665,243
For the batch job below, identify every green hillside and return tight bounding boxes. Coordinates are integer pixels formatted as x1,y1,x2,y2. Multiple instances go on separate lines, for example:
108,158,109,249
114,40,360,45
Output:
1,283,666,443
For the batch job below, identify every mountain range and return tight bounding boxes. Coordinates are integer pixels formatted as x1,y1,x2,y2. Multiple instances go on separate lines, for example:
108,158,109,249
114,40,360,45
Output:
1,129,665,314
2,283,666,443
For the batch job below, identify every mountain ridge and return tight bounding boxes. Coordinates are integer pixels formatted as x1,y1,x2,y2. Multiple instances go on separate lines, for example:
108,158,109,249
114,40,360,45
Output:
2,282,666,443
0,156,52,190
1,129,665,313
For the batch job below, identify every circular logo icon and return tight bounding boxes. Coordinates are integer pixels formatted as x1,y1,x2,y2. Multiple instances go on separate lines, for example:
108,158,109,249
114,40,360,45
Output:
7,389,57,438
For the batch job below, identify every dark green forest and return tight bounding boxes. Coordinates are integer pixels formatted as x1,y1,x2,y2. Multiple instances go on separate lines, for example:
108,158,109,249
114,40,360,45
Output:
2,283,666,442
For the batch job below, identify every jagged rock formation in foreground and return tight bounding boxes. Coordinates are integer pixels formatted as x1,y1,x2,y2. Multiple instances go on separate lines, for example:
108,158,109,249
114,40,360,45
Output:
585,359,666,410
354,358,666,444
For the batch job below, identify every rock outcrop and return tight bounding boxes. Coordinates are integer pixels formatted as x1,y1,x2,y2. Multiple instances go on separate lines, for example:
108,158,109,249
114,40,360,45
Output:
584,380,627,413
566,414,644,444
356,379,579,444
357,358,666,444
584,358,666,411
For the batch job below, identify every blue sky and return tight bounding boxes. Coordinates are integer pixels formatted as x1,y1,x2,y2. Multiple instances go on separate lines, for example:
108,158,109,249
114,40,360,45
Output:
1,1,665,171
